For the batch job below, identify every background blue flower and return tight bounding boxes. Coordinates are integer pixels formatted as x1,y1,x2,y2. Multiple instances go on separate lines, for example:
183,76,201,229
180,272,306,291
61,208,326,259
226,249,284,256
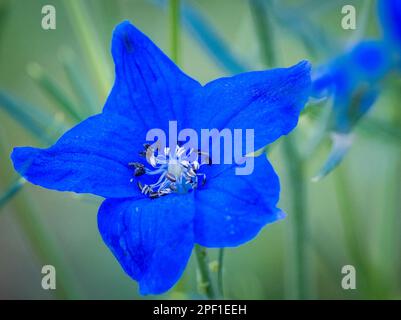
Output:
312,0,401,135
10,21,311,294
379,0,401,52
312,40,391,133
309,0,401,180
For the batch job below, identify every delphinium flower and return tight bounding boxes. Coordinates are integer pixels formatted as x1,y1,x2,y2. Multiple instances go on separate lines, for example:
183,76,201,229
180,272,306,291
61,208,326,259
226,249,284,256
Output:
378,0,401,55
11,21,311,294
310,0,401,178
312,40,392,134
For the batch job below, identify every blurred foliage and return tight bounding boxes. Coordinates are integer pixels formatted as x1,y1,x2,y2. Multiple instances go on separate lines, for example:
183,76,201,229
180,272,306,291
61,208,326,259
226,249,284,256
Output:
0,0,400,299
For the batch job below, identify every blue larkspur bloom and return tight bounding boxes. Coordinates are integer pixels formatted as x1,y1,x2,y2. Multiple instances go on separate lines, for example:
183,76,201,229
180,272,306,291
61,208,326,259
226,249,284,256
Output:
378,0,401,52
312,0,401,133
10,21,311,294
312,40,392,133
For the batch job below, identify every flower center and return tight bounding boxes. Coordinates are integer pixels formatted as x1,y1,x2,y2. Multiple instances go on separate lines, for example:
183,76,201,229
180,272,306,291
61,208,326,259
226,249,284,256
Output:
129,143,209,199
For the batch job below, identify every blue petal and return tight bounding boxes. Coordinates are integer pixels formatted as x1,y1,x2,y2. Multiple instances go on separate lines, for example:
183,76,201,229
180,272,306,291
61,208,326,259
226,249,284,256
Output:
194,155,284,247
104,21,201,131
98,194,194,295
348,41,391,81
11,113,145,198
378,0,401,49
187,61,311,152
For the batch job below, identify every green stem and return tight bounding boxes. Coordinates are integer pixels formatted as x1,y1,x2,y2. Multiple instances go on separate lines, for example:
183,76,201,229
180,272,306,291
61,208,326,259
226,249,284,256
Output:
249,0,276,67
64,0,112,99
59,47,99,115
170,0,181,63
217,248,225,298
282,135,310,299
386,93,401,295
334,164,372,297
195,245,215,299
250,0,311,299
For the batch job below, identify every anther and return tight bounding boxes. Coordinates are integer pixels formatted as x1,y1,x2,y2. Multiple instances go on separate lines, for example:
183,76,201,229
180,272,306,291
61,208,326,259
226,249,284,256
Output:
187,168,196,178
137,181,152,195
166,172,177,182
129,162,146,176
133,144,209,198
192,161,200,171
149,192,160,199
181,160,190,169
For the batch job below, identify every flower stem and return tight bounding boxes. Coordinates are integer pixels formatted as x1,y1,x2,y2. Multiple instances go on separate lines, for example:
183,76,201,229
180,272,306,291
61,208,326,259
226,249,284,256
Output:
64,0,112,99
334,165,372,297
194,245,215,299
249,0,276,67
250,0,312,299
59,47,99,115
170,0,181,63
282,135,310,299
217,248,225,298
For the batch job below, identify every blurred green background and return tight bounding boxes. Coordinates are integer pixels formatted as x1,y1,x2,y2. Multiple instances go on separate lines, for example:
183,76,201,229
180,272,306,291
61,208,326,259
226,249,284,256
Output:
0,0,400,299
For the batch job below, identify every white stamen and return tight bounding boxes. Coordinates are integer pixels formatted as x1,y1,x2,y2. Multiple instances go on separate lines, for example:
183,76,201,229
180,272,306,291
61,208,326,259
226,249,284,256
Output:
133,144,208,198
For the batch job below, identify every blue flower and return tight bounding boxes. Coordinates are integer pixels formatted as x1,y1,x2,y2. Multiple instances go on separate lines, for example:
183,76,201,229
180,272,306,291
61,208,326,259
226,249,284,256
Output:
378,0,401,52
312,40,391,133
10,21,310,294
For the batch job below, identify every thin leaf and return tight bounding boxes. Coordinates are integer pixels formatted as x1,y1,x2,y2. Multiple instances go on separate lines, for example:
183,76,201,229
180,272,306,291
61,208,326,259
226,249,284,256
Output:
151,0,248,74
170,0,181,64
269,0,333,58
181,2,249,73
0,178,25,209
27,62,83,122
0,90,64,144
59,47,99,115
249,0,276,67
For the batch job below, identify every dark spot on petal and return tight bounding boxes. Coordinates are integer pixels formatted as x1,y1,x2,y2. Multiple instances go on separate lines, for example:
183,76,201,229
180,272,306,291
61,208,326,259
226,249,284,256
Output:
122,32,134,53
